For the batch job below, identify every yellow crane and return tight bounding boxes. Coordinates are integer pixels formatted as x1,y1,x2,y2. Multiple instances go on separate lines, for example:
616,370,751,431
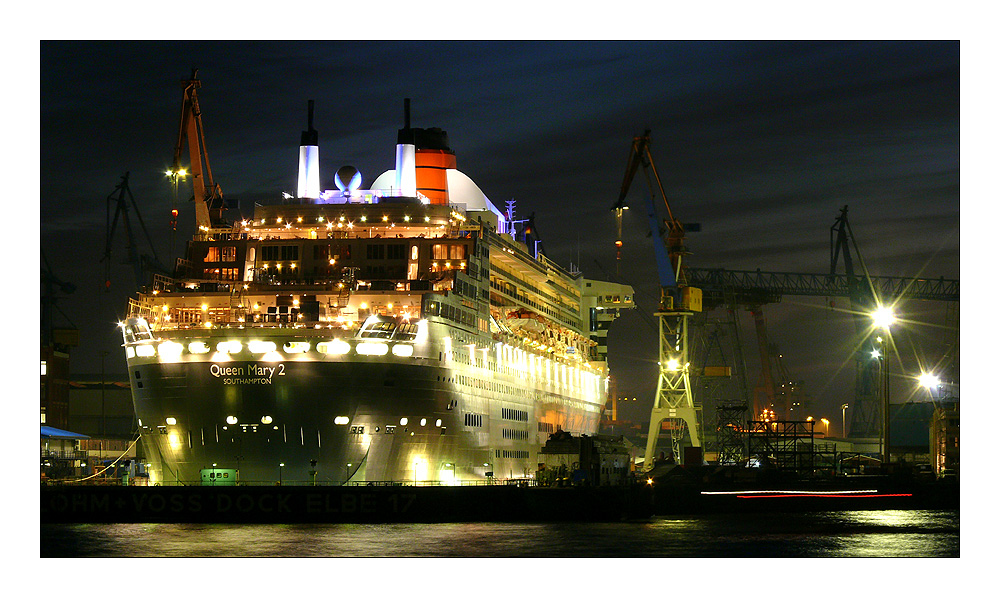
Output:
612,131,702,468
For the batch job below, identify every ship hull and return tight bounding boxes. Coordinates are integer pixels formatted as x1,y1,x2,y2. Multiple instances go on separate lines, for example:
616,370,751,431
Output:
127,327,604,485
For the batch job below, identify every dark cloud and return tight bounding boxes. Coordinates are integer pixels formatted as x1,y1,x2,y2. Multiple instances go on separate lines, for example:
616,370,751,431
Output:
39,40,959,425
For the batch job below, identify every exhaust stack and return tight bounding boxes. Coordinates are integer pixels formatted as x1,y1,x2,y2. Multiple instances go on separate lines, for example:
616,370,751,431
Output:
297,100,320,200
394,98,417,197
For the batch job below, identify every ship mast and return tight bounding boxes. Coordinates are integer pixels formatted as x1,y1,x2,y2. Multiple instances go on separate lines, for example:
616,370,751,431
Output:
172,69,224,230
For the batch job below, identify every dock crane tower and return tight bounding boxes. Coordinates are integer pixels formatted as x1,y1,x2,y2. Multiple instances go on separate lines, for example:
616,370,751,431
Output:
829,206,883,438
171,70,226,231
612,131,702,468
103,172,168,292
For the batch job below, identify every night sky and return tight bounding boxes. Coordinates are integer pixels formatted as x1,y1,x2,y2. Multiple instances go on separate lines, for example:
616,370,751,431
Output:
38,40,960,434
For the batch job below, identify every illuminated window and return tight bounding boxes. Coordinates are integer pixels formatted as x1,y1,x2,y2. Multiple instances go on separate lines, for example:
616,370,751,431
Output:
40,361,46,376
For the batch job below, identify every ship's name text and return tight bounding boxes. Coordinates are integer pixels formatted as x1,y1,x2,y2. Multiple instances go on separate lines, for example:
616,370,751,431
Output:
210,363,285,384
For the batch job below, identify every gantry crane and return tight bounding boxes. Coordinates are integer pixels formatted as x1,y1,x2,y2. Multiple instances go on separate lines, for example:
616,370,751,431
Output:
172,69,226,230
685,206,959,438
612,131,702,468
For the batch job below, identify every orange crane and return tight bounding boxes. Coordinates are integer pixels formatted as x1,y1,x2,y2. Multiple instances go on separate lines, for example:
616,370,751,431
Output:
171,70,226,231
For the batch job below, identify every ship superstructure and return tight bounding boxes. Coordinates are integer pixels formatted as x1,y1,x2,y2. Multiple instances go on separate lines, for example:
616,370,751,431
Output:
121,86,633,485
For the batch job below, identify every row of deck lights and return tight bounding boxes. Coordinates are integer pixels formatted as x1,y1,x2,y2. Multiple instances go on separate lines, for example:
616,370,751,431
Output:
127,339,414,359
252,214,439,228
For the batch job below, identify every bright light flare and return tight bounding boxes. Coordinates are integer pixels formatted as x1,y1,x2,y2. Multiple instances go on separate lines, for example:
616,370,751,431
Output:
248,340,277,354
392,344,414,357
357,342,389,356
871,306,896,329
157,341,184,360
318,340,351,355
918,372,941,389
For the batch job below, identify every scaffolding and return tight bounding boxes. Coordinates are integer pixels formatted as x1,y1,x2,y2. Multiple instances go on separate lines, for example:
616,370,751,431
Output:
716,404,748,465
747,419,816,473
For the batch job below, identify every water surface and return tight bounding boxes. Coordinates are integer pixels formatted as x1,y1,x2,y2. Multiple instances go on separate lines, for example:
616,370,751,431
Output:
41,509,958,557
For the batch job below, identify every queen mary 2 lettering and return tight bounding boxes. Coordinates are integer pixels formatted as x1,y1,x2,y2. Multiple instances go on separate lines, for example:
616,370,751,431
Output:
119,76,634,485
210,363,285,383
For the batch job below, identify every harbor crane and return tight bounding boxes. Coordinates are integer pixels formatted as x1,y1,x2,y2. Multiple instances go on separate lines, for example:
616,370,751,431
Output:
41,250,77,349
171,69,226,230
685,206,959,439
103,172,169,293
612,131,702,468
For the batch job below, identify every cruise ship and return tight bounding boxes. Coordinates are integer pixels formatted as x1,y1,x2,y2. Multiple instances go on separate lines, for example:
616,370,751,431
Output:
120,80,634,485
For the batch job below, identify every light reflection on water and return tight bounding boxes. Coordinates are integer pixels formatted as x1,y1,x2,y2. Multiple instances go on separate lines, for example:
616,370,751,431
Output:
41,510,958,558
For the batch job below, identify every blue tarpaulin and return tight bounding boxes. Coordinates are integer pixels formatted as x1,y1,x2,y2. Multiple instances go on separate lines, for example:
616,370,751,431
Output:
40,426,90,439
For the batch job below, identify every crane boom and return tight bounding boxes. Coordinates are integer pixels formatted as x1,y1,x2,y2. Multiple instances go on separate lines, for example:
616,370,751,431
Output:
173,70,224,230
613,132,702,468
613,130,683,293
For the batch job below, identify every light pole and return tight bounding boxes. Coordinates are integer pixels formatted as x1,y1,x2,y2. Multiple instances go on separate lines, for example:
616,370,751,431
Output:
278,462,284,485
841,403,849,437
872,307,895,467
821,418,830,438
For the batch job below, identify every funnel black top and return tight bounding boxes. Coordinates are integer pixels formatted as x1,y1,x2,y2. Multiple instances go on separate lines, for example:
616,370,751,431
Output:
300,100,318,146
396,99,450,150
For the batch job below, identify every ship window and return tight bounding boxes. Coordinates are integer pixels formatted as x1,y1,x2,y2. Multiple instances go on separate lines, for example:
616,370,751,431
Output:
387,244,406,260
221,246,237,261
367,244,385,260
410,245,419,260
205,247,220,262
395,323,418,340
281,246,299,260
449,245,465,260
433,244,447,259
262,246,281,261
359,318,397,339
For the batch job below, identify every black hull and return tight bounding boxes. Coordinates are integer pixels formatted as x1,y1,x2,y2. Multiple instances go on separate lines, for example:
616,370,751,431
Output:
130,356,600,485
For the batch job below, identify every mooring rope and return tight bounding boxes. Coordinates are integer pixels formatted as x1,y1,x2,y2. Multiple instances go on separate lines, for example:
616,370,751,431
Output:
61,435,142,483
